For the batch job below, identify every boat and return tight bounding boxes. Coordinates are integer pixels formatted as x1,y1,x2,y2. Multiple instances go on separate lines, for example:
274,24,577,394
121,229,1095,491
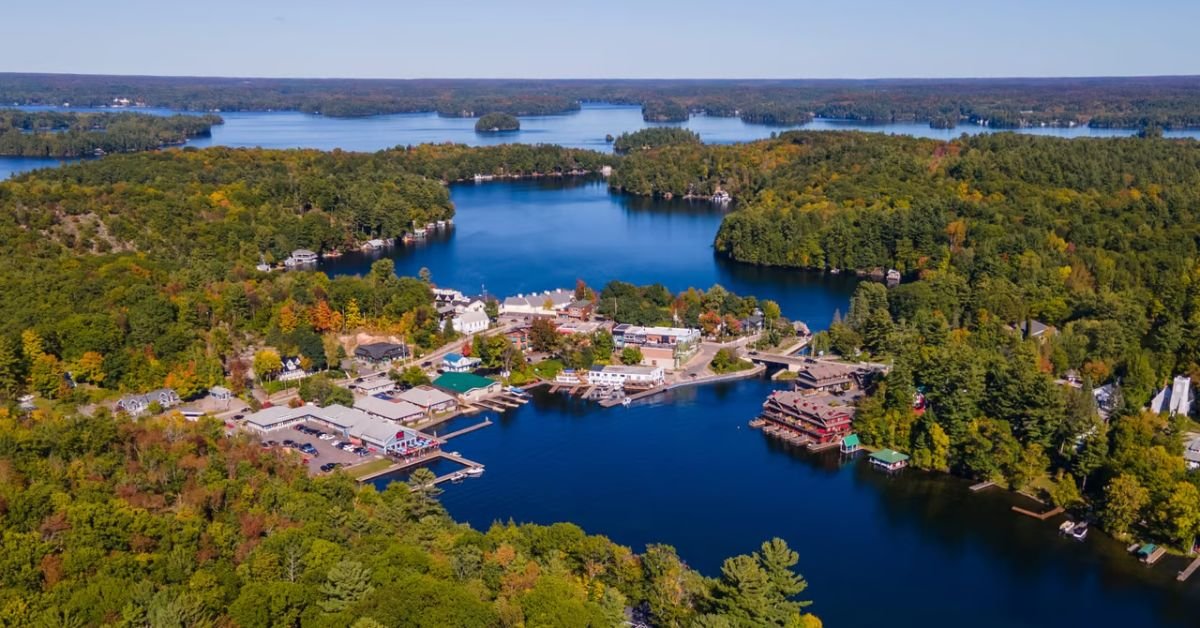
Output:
506,385,527,397
465,466,484,476
711,189,732,204
1058,520,1074,533
447,451,461,457
1070,522,1089,541
621,397,631,407
450,471,466,483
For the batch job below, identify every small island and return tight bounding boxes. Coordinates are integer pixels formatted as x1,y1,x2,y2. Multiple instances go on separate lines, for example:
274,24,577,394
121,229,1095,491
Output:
474,112,520,133
612,127,701,154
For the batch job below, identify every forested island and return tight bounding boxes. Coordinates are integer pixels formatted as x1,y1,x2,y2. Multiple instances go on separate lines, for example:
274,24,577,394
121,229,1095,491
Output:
612,128,701,154
0,109,221,157
0,146,826,625
474,112,520,133
6,73,1200,129
616,129,1200,551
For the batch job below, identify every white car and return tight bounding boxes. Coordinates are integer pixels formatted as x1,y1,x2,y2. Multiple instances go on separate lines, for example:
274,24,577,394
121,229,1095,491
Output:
318,433,335,441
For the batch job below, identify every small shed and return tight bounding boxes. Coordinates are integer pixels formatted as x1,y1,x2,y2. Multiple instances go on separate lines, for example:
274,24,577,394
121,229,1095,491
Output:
840,433,861,454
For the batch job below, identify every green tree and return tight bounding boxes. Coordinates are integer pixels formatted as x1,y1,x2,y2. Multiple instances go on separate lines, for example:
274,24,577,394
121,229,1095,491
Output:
620,346,644,366
1102,474,1150,538
1152,481,1200,550
253,349,283,382
320,560,375,613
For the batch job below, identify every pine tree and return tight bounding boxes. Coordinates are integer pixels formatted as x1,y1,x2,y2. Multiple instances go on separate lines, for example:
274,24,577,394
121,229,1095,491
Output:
319,560,374,613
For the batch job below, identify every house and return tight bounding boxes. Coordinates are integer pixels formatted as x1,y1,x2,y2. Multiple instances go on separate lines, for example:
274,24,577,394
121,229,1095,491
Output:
442,352,482,373
1184,436,1200,471
1093,383,1119,420
759,391,855,446
565,299,594,320
794,360,860,392
886,269,901,285
354,342,408,364
500,289,574,316
356,377,396,396
116,388,182,416
278,356,309,382
612,324,701,369
1011,319,1055,341
555,369,584,385
1150,375,1193,417
353,396,425,424
587,364,665,388
870,448,910,471
433,372,502,402
209,386,233,401
506,326,531,351
740,310,766,333
396,386,458,416
453,309,490,335
840,433,862,454
284,249,319,267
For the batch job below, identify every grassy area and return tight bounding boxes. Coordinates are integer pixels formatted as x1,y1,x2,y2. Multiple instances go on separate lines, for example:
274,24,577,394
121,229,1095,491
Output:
348,457,396,480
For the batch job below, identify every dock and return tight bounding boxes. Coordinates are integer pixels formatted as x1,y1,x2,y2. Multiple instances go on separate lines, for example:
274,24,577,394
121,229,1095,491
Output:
1177,555,1200,581
1145,546,1168,565
1012,505,1064,520
438,418,493,440
969,480,997,492
599,385,666,408
354,449,483,483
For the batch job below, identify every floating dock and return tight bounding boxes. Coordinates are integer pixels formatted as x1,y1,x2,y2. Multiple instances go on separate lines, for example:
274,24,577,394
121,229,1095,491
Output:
1177,554,1200,581
969,480,997,492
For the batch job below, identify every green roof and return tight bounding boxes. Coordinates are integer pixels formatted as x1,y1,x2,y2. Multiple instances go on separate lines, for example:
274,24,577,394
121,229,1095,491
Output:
433,372,497,394
1138,543,1158,556
870,448,910,464
842,434,861,447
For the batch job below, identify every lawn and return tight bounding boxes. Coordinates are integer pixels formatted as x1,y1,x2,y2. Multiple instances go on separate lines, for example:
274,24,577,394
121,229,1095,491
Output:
348,457,395,480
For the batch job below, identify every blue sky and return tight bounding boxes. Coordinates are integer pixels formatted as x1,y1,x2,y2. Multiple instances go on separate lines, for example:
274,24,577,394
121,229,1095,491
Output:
2,0,1197,78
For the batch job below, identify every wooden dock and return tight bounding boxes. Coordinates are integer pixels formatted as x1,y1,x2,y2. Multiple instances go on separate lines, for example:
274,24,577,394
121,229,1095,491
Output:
969,480,997,492
599,385,665,408
1145,546,1168,565
1177,554,1200,581
1012,505,1064,520
439,418,493,440
355,449,483,484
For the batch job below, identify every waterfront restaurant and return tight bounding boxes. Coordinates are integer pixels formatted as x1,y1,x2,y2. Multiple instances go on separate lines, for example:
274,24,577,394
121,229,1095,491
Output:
759,390,854,446
869,448,910,472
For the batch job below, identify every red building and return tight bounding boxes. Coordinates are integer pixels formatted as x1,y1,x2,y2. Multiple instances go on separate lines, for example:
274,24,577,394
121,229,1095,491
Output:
760,391,854,445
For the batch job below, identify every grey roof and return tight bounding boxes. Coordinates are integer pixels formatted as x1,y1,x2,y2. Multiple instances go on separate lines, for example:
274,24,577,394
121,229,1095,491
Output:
397,385,456,408
456,309,489,325
1185,437,1200,464
244,405,311,429
354,396,424,421
354,342,407,361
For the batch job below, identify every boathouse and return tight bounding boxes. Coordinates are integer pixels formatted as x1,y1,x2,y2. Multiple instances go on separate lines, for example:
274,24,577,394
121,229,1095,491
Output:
840,433,862,454
759,391,854,446
870,449,910,471
433,372,502,402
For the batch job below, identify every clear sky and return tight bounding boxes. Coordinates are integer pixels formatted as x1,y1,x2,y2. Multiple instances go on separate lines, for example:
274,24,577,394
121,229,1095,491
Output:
3,0,1197,79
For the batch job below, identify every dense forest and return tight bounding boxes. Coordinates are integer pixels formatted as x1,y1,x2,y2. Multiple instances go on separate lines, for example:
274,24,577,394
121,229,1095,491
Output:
5,73,1200,129
474,113,520,133
619,129,1200,550
0,109,221,157
0,410,821,626
612,128,701,155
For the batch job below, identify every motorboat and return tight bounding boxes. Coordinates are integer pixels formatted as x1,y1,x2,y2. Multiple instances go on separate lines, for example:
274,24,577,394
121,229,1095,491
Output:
465,466,484,477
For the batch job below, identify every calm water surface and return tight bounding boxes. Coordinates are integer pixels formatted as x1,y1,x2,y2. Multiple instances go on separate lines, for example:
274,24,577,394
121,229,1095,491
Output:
4,102,1198,179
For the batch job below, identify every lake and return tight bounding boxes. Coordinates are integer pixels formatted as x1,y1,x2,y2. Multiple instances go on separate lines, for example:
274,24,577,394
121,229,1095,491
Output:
376,381,1200,628
344,179,1200,627
321,178,858,328
4,102,1199,180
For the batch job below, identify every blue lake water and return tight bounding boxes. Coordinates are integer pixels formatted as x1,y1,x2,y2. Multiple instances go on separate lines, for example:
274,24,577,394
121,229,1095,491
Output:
4,102,1198,179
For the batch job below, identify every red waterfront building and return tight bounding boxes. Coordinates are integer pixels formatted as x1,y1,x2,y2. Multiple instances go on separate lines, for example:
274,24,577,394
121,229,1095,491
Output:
760,390,854,445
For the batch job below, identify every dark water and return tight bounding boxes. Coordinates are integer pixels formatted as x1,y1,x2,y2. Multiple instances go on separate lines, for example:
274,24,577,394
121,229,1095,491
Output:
5,102,1198,180
375,380,1200,628
322,178,858,328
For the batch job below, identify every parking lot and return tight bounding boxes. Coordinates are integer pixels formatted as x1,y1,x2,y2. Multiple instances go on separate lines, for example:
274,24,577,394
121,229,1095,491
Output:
259,420,381,475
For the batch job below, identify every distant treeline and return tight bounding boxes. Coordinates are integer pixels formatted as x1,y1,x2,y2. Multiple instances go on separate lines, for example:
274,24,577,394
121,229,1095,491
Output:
0,109,221,157
6,73,1200,128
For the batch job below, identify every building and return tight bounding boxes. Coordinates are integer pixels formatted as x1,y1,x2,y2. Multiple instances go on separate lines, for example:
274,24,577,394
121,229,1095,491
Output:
500,289,574,316
1093,383,1119,420
587,364,665,388
740,310,765,333
506,326,531,351
116,388,182,416
870,448,910,471
565,299,594,320
1184,436,1200,471
209,386,233,401
612,324,701,369
352,419,438,457
453,309,490,335
840,433,862,454
241,402,438,456
1150,375,1193,417
278,356,309,382
433,372,502,402
354,341,408,364
354,396,425,424
284,249,319,267
760,391,854,446
442,353,482,373
555,369,584,385
355,377,396,396
243,405,316,433
794,360,860,392
555,321,604,336
396,386,458,416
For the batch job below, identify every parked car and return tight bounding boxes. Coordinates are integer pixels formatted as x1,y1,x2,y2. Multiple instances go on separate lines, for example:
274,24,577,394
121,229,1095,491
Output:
299,444,318,456
282,439,296,448
319,462,341,473
292,424,305,431
331,440,344,448
318,433,334,440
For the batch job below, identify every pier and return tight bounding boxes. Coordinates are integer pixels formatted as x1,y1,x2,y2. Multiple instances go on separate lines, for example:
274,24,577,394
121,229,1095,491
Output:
1177,554,1200,581
353,449,484,483
969,480,997,492
1012,505,1064,520
438,418,493,440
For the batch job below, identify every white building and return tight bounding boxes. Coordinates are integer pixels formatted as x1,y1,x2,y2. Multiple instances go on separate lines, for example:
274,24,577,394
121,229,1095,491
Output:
241,402,437,455
1150,375,1193,417
587,364,665,388
116,388,182,416
500,289,574,316
284,249,319,267
356,377,396,396
442,353,482,373
453,309,489,335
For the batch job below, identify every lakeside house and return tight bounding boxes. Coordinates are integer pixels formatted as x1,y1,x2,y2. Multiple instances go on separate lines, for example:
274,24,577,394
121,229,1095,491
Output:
354,341,409,364
396,385,458,416
1150,375,1192,417
453,309,490,335
500,289,574,316
116,388,182,416
242,403,438,456
612,324,701,369
433,372,502,402
283,249,319,268
442,352,482,373
870,449,910,471
353,396,425,424
760,390,854,446
555,369,584,385
793,360,862,392
587,364,664,388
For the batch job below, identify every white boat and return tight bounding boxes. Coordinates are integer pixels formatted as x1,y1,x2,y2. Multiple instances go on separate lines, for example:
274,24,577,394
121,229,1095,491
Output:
621,397,631,407
450,471,466,483
465,466,484,476
1058,520,1074,533
711,190,732,204
1070,522,1089,541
